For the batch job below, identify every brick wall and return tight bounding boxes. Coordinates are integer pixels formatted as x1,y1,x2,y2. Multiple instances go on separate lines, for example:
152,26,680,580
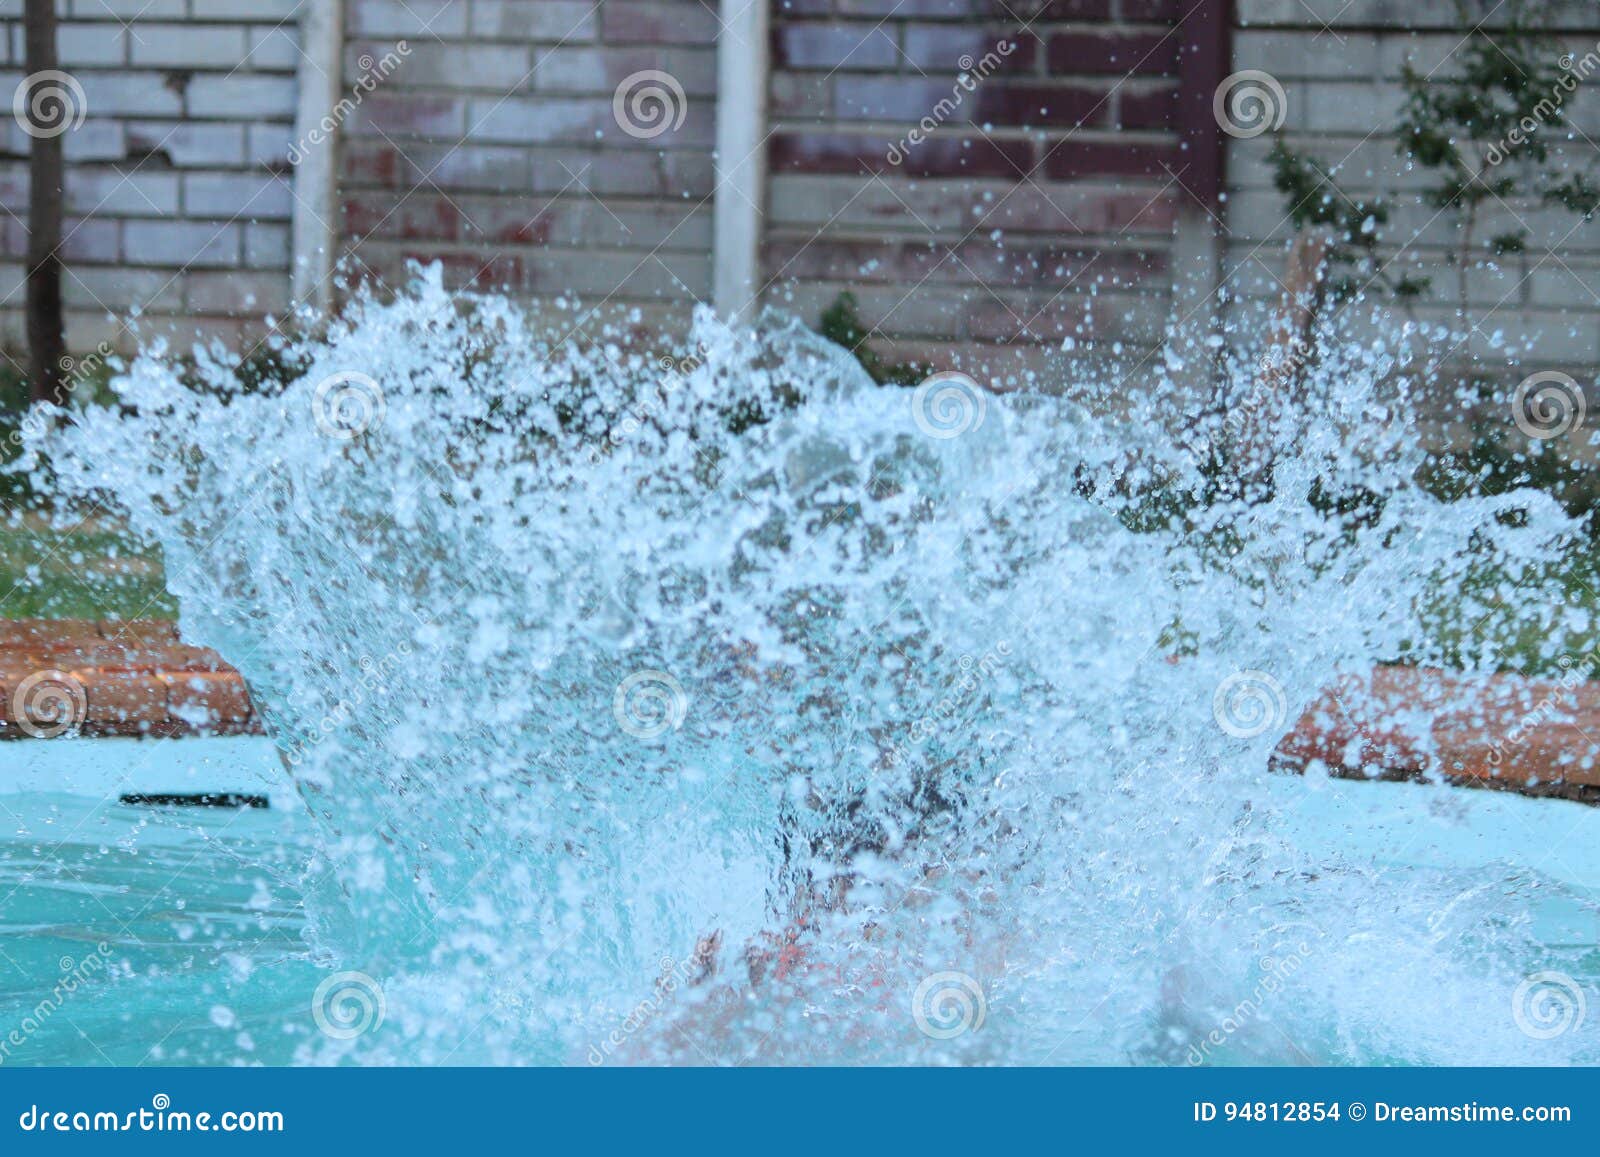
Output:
0,0,300,355
763,0,1186,381
337,0,718,341
3,0,1598,398
1225,0,1600,390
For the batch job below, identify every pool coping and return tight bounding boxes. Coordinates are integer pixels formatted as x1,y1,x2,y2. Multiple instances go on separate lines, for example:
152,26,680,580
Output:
0,618,261,739
0,619,1596,804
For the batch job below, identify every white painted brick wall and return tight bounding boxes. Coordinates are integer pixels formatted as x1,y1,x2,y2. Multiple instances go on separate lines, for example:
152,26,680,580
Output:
470,1,600,42
63,171,181,216
248,28,300,71
56,23,128,66
128,25,250,69
186,75,298,118
350,0,469,38
182,173,293,220
0,1,300,353
244,222,290,268
1225,3,1600,384
123,220,242,267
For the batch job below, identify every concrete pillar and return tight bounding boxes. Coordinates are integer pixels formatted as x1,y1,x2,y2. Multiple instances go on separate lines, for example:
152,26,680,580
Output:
291,0,344,313
712,0,770,323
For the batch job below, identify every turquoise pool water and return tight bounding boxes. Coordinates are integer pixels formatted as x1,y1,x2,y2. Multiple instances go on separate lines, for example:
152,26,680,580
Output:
2,738,1598,1066
1,739,318,1065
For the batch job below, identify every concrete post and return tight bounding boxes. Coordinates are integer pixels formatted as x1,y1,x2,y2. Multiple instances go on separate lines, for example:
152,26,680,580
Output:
712,0,770,323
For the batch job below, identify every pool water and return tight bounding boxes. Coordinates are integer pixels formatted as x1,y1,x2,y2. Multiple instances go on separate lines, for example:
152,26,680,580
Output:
1,738,316,1065
2,738,1597,1066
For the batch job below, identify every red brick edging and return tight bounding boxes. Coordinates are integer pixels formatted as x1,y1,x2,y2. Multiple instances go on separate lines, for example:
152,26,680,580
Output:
0,619,262,739
1276,665,1600,805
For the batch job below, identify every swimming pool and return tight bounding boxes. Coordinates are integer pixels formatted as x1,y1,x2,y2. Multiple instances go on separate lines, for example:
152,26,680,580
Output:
3,737,1596,1066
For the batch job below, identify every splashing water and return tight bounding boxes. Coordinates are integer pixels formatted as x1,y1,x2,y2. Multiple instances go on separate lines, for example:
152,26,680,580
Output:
28,265,1599,1065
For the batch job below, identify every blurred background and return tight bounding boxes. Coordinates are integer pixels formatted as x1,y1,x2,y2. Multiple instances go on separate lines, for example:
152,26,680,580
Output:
2,0,1599,626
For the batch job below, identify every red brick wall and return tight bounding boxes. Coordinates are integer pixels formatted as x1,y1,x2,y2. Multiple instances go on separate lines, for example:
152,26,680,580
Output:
763,0,1186,379
338,0,718,339
334,0,1190,368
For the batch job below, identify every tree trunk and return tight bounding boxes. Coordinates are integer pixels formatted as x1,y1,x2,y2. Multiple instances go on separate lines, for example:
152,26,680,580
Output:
23,0,67,407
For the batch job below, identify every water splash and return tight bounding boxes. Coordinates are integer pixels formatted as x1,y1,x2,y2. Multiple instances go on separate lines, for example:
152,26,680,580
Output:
28,264,1598,1064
